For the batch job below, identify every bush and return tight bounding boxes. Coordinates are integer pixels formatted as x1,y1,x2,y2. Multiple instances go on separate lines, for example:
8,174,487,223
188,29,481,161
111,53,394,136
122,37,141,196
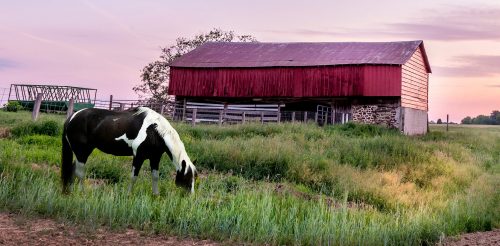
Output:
3,101,23,112
11,120,61,137
87,163,125,184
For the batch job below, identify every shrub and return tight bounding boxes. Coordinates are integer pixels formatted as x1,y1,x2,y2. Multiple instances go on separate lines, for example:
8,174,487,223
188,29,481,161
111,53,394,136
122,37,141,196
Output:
3,101,23,112
11,120,61,137
328,122,399,137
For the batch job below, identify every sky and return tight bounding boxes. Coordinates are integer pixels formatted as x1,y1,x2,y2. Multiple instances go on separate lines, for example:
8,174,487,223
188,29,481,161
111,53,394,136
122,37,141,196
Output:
0,0,499,122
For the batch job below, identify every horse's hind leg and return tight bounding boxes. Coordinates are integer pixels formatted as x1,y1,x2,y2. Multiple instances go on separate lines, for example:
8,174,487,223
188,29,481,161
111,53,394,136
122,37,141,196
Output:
73,147,93,190
128,157,144,193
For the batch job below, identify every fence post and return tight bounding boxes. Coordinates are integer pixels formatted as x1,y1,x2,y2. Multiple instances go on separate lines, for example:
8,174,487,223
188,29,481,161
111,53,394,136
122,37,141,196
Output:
292,111,296,123
182,99,187,121
314,112,318,124
32,93,43,121
191,108,197,127
160,104,165,115
218,110,223,126
323,112,327,126
331,105,335,125
277,105,281,123
242,112,246,124
446,114,449,132
304,112,308,123
261,112,264,124
66,98,74,119
119,103,125,111
109,95,113,110
172,101,176,120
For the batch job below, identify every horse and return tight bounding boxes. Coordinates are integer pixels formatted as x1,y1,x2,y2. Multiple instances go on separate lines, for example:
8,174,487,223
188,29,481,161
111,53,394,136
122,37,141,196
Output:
61,106,197,195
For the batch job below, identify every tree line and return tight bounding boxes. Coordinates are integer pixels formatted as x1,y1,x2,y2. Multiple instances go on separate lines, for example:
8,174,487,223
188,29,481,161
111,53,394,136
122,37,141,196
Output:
461,110,500,125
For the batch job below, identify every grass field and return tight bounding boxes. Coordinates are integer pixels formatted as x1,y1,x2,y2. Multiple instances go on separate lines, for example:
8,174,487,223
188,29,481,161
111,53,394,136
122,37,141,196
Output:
0,110,498,245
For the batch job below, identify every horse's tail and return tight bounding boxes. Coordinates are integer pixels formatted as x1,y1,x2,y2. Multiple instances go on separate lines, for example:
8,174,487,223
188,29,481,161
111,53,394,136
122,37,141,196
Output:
61,124,74,194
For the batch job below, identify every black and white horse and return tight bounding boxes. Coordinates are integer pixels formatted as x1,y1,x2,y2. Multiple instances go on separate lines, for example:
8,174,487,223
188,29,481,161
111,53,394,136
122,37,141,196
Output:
61,107,197,195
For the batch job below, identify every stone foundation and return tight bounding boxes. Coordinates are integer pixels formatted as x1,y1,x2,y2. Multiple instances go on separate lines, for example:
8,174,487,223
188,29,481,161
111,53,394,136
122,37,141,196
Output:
351,100,400,129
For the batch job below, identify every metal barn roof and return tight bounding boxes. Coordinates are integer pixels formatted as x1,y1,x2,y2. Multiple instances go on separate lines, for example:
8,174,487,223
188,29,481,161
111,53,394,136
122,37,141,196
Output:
169,40,431,72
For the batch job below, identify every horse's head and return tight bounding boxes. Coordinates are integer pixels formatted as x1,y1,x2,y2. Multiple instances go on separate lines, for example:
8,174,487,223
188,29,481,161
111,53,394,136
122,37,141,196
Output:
175,159,198,193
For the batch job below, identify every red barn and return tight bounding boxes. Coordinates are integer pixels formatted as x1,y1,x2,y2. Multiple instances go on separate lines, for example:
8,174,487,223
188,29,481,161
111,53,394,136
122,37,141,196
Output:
168,41,431,135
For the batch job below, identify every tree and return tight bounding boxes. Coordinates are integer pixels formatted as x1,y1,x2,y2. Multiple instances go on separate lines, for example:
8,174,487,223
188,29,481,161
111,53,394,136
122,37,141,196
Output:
491,110,500,125
460,110,499,125
134,28,257,102
472,115,492,125
437,118,442,124
461,116,472,124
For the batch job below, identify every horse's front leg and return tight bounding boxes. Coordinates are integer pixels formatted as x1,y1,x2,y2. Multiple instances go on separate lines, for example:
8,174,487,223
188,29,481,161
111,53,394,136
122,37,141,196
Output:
150,156,161,196
128,157,144,193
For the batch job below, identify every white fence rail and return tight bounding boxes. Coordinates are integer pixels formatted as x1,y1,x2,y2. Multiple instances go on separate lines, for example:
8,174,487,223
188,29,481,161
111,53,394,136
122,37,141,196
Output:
174,102,281,125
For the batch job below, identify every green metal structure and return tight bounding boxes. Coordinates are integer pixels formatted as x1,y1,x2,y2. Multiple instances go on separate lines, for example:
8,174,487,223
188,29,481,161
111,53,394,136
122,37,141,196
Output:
9,84,97,112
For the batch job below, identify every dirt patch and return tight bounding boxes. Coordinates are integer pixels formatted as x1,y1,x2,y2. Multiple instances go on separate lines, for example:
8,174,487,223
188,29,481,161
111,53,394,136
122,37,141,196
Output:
0,127,10,138
440,229,500,246
0,212,219,246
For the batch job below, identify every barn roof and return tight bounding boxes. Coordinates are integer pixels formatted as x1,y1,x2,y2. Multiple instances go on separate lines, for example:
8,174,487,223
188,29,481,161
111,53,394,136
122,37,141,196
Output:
169,40,431,73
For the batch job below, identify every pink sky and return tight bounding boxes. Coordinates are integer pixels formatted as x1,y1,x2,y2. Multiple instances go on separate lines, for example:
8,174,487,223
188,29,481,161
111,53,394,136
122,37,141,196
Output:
0,0,499,122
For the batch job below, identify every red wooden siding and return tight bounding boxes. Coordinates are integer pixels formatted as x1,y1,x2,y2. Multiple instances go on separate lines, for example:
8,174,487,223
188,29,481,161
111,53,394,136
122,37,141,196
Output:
401,47,428,111
169,65,402,98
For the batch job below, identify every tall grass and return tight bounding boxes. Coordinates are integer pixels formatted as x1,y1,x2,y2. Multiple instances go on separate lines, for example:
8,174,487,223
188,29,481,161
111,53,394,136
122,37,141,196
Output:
0,164,496,245
0,110,498,245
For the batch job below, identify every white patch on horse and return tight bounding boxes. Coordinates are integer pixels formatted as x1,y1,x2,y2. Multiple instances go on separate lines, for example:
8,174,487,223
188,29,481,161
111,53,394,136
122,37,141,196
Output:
69,108,87,123
114,108,161,156
116,133,134,151
113,118,120,121
74,160,85,180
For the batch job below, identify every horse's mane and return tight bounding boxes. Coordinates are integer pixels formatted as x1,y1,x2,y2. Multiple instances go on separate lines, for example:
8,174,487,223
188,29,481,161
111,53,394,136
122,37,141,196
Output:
136,107,195,173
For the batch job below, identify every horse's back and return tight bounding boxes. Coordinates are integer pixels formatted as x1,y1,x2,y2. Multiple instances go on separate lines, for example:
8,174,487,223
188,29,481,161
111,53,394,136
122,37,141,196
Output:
65,108,144,156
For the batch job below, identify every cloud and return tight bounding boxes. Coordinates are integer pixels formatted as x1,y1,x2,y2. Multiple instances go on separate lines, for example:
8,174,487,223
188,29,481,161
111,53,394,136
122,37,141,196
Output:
19,31,92,56
433,55,500,77
263,5,500,42
0,58,17,70
486,84,500,88
79,0,149,45
389,7,500,41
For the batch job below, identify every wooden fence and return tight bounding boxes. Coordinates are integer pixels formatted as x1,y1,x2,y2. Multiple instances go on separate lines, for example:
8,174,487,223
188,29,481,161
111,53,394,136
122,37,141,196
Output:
13,94,351,126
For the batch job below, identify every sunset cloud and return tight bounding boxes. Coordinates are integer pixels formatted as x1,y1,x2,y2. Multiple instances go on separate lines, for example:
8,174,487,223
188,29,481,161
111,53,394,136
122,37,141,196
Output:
390,7,500,41
264,6,500,42
433,55,500,77
0,58,17,70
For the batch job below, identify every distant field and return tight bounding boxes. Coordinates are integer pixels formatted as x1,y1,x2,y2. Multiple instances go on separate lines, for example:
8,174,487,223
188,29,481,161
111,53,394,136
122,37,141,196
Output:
431,123,500,129
0,110,498,245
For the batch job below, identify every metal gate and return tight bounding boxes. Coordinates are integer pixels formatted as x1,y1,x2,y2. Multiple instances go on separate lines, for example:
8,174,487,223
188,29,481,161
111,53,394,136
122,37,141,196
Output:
316,104,352,125
316,105,332,126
